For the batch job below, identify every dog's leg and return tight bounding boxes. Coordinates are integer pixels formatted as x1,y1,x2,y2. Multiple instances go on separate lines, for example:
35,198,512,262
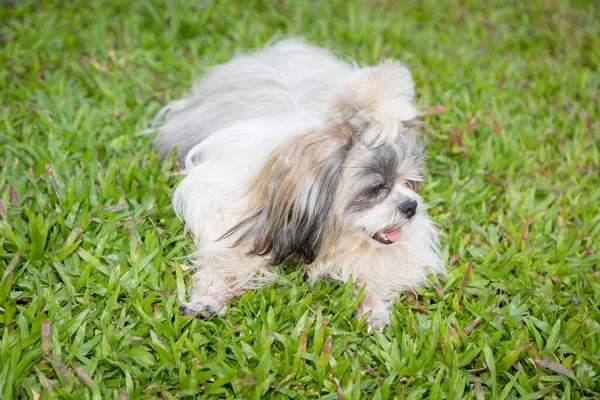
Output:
178,266,232,318
178,249,270,318
317,260,394,331
355,290,391,332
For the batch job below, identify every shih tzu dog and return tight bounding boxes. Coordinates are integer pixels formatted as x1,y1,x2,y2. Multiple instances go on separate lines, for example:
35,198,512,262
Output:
148,39,444,330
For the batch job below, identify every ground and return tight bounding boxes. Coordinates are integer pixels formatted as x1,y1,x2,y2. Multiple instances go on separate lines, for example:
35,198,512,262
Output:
1,0,599,398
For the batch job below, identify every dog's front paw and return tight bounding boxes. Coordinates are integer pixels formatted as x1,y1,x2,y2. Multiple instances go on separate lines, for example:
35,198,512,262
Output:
179,296,226,318
364,309,391,332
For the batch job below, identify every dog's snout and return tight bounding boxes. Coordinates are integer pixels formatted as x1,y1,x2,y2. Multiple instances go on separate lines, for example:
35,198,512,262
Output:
399,199,417,219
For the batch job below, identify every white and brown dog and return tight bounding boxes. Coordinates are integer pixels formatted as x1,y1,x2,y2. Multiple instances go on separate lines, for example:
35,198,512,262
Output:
148,39,444,330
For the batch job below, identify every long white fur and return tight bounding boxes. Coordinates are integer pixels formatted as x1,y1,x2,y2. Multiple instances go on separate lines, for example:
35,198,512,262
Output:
154,39,443,330
153,40,355,161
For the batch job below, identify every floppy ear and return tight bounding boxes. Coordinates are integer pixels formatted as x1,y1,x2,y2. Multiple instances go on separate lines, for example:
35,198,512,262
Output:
330,60,419,146
221,129,352,266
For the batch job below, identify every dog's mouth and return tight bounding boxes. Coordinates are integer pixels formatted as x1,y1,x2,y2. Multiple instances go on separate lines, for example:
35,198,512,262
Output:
371,226,402,245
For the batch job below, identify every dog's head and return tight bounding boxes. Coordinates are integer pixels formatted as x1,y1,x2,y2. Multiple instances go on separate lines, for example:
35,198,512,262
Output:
222,61,430,265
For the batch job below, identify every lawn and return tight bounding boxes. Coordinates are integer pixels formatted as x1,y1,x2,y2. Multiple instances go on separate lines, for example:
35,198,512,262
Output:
1,0,599,398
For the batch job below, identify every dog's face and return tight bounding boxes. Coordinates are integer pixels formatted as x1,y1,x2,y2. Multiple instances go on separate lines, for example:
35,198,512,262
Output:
341,134,426,245
222,61,430,266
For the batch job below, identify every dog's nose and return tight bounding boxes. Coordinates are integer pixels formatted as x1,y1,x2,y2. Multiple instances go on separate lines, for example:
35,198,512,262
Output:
399,199,417,219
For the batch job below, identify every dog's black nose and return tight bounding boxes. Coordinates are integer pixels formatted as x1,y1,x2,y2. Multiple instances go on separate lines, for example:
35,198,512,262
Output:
399,199,417,219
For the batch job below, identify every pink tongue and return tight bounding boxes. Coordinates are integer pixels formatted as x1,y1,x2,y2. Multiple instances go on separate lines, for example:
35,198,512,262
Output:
383,227,402,242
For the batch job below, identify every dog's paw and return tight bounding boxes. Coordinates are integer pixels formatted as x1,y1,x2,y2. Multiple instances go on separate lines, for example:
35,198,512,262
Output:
179,296,226,318
365,309,391,332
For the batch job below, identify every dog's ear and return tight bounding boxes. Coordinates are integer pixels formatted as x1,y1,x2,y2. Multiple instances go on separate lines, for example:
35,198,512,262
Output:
221,129,352,266
330,60,419,146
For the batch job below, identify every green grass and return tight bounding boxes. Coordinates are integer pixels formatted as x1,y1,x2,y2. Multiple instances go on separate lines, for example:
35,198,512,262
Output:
1,0,599,398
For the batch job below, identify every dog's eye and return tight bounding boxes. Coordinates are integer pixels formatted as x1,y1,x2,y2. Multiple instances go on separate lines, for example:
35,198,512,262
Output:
366,184,387,198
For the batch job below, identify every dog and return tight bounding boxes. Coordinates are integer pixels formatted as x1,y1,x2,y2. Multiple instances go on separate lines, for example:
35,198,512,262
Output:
148,39,444,330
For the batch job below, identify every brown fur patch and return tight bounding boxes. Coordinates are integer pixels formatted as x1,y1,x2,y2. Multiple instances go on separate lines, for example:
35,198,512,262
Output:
222,127,353,265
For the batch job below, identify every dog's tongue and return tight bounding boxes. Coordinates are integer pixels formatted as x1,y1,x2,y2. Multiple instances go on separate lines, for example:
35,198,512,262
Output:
383,227,402,242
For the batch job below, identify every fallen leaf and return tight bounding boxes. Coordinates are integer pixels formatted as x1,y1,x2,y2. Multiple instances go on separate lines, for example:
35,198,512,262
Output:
463,317,482,336
457,261,473,303
533,358,576,380
72,362,94,390
450,253,461,266
42,321,51,353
